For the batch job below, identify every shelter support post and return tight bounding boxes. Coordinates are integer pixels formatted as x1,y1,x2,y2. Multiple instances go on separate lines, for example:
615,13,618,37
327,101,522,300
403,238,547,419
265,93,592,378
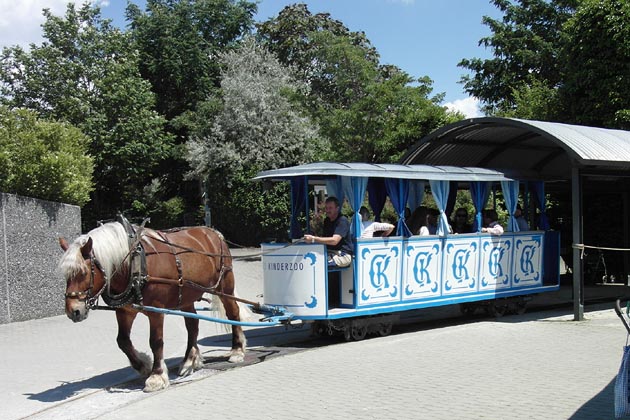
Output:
572,167,584,321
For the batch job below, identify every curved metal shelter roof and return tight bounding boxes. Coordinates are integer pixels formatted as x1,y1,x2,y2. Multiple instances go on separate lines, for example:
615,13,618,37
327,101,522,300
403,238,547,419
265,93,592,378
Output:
400,117,630,179
254,162,517,182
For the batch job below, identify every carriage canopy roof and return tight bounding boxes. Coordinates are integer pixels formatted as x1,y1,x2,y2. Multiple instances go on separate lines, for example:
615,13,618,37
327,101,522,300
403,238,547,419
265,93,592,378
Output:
400,117,630,179
254,162,517,182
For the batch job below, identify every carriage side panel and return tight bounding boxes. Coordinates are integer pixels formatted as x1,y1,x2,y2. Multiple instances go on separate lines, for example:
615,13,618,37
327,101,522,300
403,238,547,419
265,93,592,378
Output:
262,243,327,318
402,237,443,301
356,238,403,307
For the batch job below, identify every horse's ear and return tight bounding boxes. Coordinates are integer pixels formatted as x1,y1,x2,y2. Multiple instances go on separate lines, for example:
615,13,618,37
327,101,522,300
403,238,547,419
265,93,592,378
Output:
80,237,93,259
59,237,69,251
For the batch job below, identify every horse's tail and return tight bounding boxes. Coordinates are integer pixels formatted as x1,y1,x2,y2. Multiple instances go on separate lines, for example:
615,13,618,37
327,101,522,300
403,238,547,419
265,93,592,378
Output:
209,285,256,334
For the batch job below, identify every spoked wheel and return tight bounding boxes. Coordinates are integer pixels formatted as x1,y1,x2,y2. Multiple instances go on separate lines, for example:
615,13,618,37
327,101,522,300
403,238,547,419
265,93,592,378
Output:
351,325,368,341
377,321,393,337
460,303,476,316
488,301,507,317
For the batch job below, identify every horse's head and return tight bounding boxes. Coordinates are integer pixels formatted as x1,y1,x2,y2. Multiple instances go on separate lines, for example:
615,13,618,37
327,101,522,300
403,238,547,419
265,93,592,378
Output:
59,236,106,322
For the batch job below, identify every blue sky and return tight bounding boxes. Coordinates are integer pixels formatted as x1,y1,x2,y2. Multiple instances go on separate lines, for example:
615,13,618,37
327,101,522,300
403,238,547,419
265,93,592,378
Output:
1,0,503,117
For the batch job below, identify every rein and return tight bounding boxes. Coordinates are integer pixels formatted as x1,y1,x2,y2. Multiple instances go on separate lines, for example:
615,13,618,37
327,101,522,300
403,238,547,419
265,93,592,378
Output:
66,218,306,311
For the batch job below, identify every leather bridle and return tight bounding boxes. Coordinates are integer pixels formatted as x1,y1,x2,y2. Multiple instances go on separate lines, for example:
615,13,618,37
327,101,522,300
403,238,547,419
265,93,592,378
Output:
64,252,108,310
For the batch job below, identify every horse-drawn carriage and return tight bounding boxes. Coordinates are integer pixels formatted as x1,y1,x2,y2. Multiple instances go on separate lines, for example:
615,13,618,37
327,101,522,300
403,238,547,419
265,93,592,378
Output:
59,161,560,391
255,162,561,340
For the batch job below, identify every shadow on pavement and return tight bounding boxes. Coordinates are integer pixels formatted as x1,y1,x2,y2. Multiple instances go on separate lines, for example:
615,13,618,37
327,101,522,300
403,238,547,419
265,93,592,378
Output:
569,378,616,419
24,366,141,402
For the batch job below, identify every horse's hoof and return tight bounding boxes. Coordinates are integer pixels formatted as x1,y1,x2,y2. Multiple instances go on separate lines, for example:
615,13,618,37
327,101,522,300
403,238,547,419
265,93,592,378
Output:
143,372,169,392
228,349,245,363
178,347,203,376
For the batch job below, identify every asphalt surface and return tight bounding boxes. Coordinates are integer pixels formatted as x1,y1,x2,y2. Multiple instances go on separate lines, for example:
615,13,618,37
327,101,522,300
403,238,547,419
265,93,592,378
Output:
3,248,630,420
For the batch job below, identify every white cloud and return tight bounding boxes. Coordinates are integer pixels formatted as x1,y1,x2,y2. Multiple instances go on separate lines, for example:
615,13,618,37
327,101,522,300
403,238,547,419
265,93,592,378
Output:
0,0,109,50
445,96,483,119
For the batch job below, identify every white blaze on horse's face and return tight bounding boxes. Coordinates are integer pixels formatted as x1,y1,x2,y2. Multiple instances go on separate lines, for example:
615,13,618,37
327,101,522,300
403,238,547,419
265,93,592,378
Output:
59,237,93,323
65,268,90,323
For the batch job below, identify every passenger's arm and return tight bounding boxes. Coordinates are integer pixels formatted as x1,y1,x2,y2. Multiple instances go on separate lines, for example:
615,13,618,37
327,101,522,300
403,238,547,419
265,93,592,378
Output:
304,234,342,246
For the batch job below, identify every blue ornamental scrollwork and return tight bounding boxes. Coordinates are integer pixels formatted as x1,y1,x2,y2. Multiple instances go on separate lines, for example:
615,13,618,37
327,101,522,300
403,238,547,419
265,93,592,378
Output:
514,238,540,283
412,244,440,289
304,296,317,308
445,242,477,291
303,252,317,265
481,240,511,286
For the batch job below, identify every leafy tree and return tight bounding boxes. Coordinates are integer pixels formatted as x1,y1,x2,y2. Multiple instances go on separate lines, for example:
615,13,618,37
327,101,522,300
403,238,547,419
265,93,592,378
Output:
458,0,578,116
559,0,630,129
0,4,173,227
258,4,460,163
186,37,322,243
126,0,257,125
187,37,323,181
461,0,629,129
256,3,379,84
124,0,257,227
0,106,93,205
257,4,379,110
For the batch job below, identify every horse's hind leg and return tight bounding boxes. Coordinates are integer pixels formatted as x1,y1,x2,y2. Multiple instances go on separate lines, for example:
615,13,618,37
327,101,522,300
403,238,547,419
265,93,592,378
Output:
178,304,203,376
220,288,247,362
143,313,170,392
115,309,151,377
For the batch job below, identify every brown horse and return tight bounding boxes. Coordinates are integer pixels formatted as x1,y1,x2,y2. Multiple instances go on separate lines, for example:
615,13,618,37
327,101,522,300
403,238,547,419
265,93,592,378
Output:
58,221,246,392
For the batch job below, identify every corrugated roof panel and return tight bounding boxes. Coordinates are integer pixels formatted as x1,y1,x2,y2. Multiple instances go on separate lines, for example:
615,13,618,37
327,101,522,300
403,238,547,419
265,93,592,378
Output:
254,162,517,182
515,119,630,162
401,117,630,179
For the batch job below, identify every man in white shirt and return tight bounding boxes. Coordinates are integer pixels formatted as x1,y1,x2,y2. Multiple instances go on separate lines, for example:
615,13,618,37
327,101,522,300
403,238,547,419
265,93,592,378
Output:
481,209,504,235
359,206,395,238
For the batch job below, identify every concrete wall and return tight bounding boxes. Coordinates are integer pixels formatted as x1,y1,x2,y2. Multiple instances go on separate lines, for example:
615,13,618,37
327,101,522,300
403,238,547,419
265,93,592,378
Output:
0,193,81,324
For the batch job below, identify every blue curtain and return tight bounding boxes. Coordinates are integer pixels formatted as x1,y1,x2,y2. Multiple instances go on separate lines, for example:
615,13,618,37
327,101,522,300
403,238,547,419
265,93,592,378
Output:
445,181,458,218
429,180,450,236
470,181,491,232
343,177,368,238
290,177,307,239
367,178,387,221
501,180,519,232
385,179,411,236
326,177,344,205
530,181,550,230
407,180,426,212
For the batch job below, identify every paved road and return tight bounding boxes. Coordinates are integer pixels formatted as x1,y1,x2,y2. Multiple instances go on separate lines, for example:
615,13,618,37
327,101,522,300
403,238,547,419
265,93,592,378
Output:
3,248,630,419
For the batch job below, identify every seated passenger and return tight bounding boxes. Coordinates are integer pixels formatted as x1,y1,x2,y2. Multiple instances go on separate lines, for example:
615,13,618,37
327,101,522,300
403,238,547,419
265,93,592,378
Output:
427,208,439,235
303,196,354,267
359,206,394,238
481,209,504,235
408,206,430,236
514,204,529,231
451,207,473,234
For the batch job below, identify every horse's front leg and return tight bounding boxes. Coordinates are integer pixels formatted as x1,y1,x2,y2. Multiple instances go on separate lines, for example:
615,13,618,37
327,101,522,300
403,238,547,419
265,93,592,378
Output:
178,304,203,376
115,309,152,377
143,312,170,392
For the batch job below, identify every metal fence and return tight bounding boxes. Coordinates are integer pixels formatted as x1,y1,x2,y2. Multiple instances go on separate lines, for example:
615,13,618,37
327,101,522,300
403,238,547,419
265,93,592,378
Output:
0,192,80,324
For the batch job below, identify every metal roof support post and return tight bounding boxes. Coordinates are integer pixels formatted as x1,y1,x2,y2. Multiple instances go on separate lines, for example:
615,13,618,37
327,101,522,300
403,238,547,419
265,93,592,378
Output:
572,166,584,321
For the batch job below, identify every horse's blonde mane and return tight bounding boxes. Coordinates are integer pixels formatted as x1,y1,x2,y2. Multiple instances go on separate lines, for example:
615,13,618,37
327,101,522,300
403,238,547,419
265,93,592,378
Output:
58,222,130,284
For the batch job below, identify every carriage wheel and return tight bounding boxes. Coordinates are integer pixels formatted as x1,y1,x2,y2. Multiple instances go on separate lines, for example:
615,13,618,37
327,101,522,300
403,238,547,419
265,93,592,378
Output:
351,324,367,341
343,327,352,342
377,321,393,337
488,302,507,317
515,301,527,315
460,303,476,316
310,322,326,337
